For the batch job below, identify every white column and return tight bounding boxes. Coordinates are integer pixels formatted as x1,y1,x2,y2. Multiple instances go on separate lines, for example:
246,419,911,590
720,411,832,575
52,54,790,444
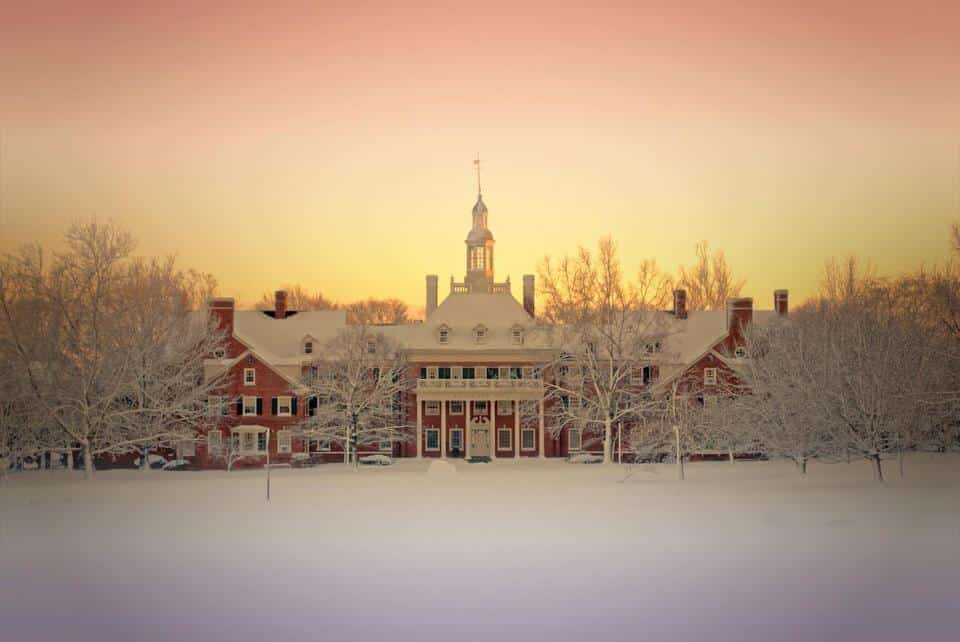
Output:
416,397,422,459
514,401,520,458
538,398,546,459
440,400,447,459
465,400,472,459
490,401,497,460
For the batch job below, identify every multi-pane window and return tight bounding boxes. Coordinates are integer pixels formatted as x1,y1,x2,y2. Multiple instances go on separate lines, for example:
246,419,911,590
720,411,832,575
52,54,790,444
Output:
450,429,463,450
276,396,292,416
451,366,462,380
704,368,718,386
425,429,440,451
497,428,512,450
277,430,292,454
366,339,377,354
427,367,438,380
242,432,256,451
425,401,440,416
242,396,258,416
462,367,475,379
438,327,449,344
499,367,510,380
486,367,499,380
510,367,523,380
474,400,489,414
511,327,523,345
569,428,582,451
243,368,256,385
438,367,451,380
497,400,513,415
178,440,196,457
257,432,267,452
304,341,313,354
473,325,487,344
449,400,464,415
521,429,535,451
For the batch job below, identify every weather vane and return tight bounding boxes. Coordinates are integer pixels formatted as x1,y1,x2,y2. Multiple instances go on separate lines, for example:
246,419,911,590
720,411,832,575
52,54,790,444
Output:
473,153,482,196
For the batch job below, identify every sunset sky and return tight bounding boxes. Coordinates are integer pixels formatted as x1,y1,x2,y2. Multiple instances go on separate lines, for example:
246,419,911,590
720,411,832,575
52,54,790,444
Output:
1,1,958,312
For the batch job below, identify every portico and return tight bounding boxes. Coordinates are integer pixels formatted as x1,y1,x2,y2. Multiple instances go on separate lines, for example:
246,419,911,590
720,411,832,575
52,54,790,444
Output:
415,379,546,460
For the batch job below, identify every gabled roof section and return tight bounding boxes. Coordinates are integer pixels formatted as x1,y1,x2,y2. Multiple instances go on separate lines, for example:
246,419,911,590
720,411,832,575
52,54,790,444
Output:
233,309,347,364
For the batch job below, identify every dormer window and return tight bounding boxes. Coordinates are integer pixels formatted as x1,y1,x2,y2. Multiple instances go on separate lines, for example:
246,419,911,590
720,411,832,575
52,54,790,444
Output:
438,325,450,345
473,324,488,344
510,325,524,345
213,348,225,359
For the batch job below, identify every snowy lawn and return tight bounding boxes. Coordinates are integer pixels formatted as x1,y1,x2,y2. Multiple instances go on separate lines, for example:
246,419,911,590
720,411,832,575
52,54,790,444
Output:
2,455,959,642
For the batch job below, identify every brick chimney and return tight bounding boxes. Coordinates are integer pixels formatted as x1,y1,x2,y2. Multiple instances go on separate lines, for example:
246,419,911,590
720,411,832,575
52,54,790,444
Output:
274,290,288,319
673,289,688,320
523,274,535,318
425,275,438,318
727,297,753,336
774,289,789,316
209,297,235,336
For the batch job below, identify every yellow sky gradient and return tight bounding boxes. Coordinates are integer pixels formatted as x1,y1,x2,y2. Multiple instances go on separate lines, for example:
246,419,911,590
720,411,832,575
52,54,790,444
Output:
1,2,958,312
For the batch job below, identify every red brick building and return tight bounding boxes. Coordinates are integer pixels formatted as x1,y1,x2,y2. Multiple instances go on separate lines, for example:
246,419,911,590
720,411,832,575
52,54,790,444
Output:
191,187,788,469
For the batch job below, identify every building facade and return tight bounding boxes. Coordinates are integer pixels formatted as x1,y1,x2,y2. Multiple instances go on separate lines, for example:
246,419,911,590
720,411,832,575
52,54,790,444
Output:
190,187,789,469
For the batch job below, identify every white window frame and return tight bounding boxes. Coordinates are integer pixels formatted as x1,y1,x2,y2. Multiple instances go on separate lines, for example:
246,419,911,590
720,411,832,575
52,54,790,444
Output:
309,437,331,452
276,395,292,417
497,427,512,451
178,440,196,458
511,326,523,345
206,430,222,453
438,325,450,344
366,338,377,354
449,400,464,415
304,341,313,355
569,428,582,451
425,429,440,451
207,395,222,416
379,440,392,452
496,400,513,416
450,429,464,451
242,396,258,416
427,366,438,380
213,348,225,359
473,400,488,414
734,346,747,359
521,428,536,451
499,366,510,380
243,368,256,386
451,366,462,380
704,367,718,386
425,401,440,416
277,430,292,454
232,427,268,454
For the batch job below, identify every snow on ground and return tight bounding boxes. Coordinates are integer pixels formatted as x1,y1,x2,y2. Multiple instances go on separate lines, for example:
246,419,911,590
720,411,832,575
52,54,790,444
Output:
1,456,959,642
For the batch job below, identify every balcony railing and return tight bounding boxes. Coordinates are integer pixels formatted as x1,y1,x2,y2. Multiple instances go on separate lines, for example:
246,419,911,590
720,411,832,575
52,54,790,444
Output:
417,378,542,391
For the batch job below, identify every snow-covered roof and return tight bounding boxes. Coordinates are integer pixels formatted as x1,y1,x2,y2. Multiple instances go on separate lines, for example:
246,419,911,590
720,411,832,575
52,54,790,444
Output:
233,310,347,364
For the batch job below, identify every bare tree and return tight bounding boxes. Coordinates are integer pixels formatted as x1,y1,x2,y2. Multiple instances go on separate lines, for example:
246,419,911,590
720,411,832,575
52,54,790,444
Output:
296,325,411,467
676,241,745,311
255,284,338,311
817,255,879,304
345,298,410,325
539,237,671,464
735,320,834,475
0,222,227,479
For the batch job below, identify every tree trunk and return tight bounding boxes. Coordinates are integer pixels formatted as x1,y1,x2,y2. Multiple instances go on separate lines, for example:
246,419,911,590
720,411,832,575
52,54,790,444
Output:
872,454,884,482
83,444,94,480
798,457,807,476
673,425,684,481
141,445,150,472
344,426,351,466
898,449,905,478
728,450,735,464
67,450,74,471
603,417,612,464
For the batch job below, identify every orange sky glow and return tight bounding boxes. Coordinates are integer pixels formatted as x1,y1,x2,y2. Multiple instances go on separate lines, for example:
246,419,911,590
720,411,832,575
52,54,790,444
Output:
1,1,958,312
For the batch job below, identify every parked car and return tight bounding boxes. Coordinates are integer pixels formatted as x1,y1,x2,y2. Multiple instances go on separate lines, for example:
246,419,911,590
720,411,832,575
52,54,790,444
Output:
161,459,193,472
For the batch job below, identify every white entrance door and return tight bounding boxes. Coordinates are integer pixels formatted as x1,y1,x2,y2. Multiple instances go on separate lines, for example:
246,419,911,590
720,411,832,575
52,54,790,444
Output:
470,420,491,457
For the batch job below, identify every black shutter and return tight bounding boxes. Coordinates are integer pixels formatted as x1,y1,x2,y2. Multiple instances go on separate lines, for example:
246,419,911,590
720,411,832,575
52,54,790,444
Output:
308,396,318,416
271,397,278,416
291,397,298,415
256,397,263,415
236,398,243,416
